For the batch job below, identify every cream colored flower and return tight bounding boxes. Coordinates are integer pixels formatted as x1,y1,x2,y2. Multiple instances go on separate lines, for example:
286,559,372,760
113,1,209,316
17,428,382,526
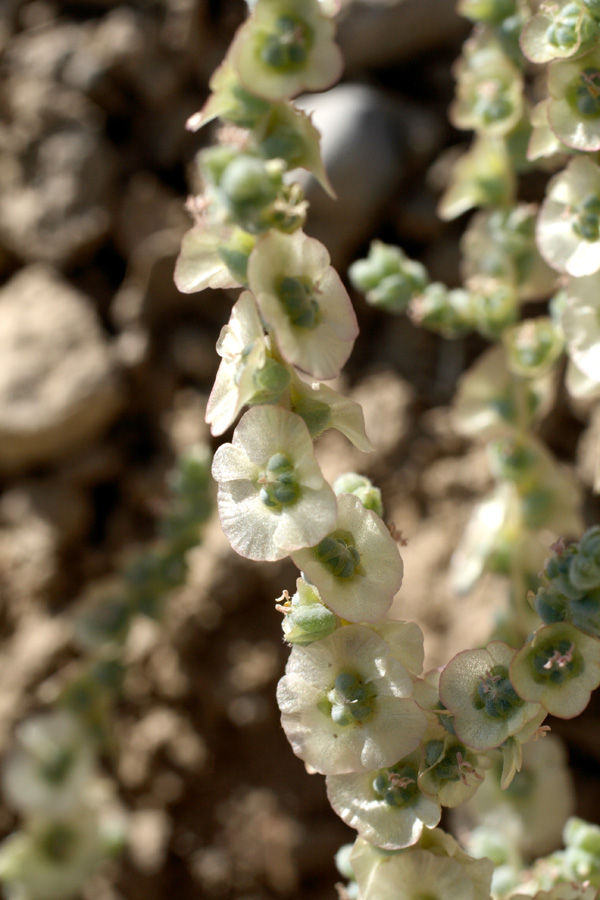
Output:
291,493,403,623
247,228,358,380
537,157,600,277
227,0,343,102
349,831,494,900
2,711,95,818
212,405,337,560
277,624,426,774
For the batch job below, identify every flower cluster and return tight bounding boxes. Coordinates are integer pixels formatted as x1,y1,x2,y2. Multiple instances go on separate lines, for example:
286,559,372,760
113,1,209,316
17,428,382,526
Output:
170,0,600,897
0,712,125,900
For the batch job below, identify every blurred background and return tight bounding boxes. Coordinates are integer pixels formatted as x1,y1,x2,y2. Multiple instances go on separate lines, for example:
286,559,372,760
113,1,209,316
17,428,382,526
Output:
1,0,600,897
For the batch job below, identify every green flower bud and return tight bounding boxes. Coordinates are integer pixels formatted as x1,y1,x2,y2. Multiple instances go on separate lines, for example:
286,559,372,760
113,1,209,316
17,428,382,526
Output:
280,579,338,645
349,241,429,314
249,358,291,404
410,282,472,338
199,145,238,185
220,155,280,208
333,473,383,518
218,228,256,285
458,0,517,23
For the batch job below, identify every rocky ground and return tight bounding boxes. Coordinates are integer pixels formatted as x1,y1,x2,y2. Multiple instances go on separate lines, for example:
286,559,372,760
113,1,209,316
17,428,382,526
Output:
1,1,600,898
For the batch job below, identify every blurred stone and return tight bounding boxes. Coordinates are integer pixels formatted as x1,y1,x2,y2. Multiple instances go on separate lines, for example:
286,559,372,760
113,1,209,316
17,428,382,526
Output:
0,266,123,474
296,83,441,267
0,479,90,604
0,612,71,745
0,79,113,265
0,479,90,548
168,325,217,382
111,229,185,329
338,0,467,71
114,173,187,259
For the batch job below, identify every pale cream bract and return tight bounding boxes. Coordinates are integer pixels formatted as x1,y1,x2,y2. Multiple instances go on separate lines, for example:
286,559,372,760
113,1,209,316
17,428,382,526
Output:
537,157,600,277
227,0,343,102
326,749,441,850
212,405,337,561
277,624,426,774
563,273,600,385
2,711,95,819
291,493,403,623
349,831,494,900
206,291,268,436
247,228,358,380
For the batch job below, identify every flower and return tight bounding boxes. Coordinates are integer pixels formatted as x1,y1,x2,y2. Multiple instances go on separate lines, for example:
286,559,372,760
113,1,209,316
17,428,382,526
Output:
326,749,441,850
453,345,556,439
247,228,358,380
548,45,600,151
458,734,575,860
186,59,271,132
2,711,95,818
277,624,426,774
212,405,337,560
418,734,490,808
520,1,596,65
562,273,600,384
174,222,246,294
510,622,600,718
439,641,544,751
438,136,516,221
289,370,372,451
0,789,124,900
291,493,404,623
349,829,494,900
451,33,524,137
503,317,564,378
537,156,600,277
227,0,343,102
206,291,267,435
461,205,556,302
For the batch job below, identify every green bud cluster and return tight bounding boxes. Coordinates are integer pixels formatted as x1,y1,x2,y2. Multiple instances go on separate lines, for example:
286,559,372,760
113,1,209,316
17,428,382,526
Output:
348,241,429,315
201,148,307,236
280,579,338,645
410,283,473,338
534,528,600,637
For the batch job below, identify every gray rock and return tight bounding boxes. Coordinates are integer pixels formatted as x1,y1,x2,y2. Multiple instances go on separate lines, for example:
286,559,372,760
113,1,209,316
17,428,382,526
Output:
296,83,441,267
0,75,114,265
337,0,466,71
0,266,123,473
